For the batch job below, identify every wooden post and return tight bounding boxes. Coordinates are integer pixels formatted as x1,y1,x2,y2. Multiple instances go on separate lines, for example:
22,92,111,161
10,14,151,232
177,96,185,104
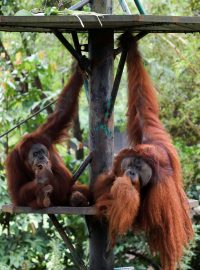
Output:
88,1,114,269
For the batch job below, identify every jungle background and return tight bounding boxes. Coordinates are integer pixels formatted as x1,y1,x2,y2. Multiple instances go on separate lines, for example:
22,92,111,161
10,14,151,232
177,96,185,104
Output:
0,0,200,269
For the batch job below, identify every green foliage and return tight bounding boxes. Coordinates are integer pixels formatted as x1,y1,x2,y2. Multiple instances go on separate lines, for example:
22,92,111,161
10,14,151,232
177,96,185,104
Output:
15,10,33,16
175,140,200,190
46,239,65,270
115,232,160,269
179,224,200,270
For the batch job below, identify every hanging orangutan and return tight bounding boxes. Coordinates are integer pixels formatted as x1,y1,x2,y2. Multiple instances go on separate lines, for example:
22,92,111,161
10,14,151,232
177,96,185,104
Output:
93,33,193,270
6,66,90,209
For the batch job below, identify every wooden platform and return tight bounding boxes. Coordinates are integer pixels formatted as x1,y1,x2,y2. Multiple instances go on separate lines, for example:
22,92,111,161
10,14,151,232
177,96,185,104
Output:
0,15,200,33
1,204,96,215
1,200,199,216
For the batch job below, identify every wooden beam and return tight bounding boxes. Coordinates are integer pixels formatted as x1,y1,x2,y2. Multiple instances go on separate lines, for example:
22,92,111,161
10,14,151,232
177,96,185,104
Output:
53,30,90,72
1,204,96,215
90,0,112,13
88,30,114,270
88,1,114,270
1,200,198,216
0,15,200,33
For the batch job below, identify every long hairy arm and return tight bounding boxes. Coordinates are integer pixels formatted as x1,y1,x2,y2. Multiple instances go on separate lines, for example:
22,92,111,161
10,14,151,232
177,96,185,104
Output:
120,35,169,146
35,67,83,144
122,35,182,172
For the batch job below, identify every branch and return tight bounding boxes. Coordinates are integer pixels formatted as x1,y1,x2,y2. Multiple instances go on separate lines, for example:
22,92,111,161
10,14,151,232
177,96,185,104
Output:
124,248,161,270
186,118,200,137
160,35,197,75
0,38,14,66
169,33,188,45
48,214,87,270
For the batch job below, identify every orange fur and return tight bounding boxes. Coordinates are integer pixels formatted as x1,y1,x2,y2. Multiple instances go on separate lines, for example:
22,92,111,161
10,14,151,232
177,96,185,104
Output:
93,173,115,217
108,175,140,245
6,68,90,208
123,34,193,269
93,34,193,270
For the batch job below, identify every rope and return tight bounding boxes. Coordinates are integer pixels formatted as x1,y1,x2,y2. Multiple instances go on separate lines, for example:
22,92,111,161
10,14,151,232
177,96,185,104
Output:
0,99,57,139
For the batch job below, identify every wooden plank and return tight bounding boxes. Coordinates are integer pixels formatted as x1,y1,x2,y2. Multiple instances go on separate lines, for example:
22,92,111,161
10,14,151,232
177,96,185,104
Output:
1,25,199,33
1,204,96,215
0,14,200,25
88,29,114,270
0,15,199,33
2,199,197,215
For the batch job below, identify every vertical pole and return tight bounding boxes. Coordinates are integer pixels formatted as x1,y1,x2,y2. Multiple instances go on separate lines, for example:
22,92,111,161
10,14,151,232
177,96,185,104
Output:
88,1,114,270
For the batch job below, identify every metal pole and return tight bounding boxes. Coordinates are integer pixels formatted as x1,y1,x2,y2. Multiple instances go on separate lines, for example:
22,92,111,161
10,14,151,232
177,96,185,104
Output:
106,48,127,121
118,0,131,14
54,31,90,73
71,32,90,99
72,152,93,182
88,0,114,269
69,0,90,11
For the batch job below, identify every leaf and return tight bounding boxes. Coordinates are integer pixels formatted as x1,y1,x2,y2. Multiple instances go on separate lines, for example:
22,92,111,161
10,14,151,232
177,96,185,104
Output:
44,7,59,16
15,10,32,16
